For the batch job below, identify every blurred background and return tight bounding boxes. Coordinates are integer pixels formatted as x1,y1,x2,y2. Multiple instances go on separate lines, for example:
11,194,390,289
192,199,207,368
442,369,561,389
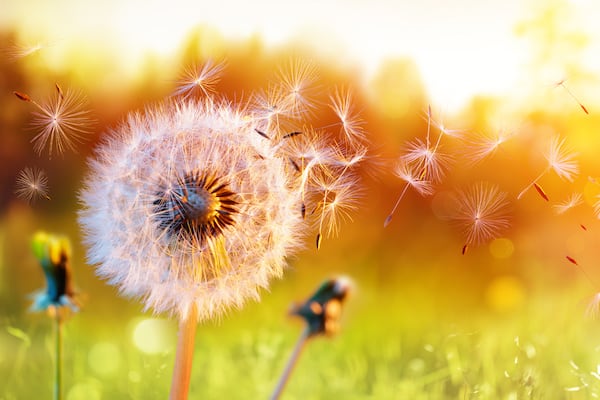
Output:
2,0,600,398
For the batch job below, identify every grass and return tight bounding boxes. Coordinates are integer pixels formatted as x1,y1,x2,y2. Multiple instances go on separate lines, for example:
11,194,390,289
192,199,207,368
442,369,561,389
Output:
2,267,600,400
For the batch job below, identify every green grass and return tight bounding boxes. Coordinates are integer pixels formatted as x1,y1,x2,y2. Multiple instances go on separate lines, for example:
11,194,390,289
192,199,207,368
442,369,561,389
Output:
2,272,600,400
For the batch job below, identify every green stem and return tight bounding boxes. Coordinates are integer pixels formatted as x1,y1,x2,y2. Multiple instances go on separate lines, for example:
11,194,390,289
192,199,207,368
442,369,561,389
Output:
270,327,310,400
54,310,62,400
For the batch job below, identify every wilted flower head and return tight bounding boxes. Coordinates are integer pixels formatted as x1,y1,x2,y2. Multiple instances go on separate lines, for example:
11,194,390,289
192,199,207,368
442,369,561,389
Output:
30,231,78,313
290,277,352,337
79,69,364,321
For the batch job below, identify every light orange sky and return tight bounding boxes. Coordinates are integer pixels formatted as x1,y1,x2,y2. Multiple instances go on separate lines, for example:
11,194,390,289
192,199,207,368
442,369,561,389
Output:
3,0,600,111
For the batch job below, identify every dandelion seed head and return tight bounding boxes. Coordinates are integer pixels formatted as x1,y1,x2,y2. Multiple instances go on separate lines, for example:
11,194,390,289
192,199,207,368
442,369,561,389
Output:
79,84,363,320
14,167,50,203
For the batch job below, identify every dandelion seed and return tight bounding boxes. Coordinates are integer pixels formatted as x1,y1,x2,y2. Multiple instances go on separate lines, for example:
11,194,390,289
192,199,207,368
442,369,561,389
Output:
14,167,50,203
581,224,587,231
450,182,511,250
533,183,549,202
517,136,578,200
566,256,579,266
553,193,583,215
426,110,463,139
15,87,94,157
173,59,226,99
401,138,452,184
328,87,366,143
3,40,50,61
585,293,600,320
555,79,588,115
384,159,434,227
277,59,318,117
465,129,514,164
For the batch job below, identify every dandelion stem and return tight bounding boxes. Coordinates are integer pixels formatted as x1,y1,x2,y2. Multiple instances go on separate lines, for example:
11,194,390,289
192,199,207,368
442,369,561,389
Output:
517,167,549,200
169,306,198,400
384,182,410,227
270,326,310,400
54,309,63,400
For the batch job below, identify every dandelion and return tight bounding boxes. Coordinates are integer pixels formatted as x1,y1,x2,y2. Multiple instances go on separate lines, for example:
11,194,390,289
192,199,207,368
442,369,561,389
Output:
555,79,588,115
15,167,50,203
450,182,511,253
271,277,351,400
552,193,583,215
517,135,578,200
14,85,94,157
79,63,363,398
172,59,226,99
30,231,80,400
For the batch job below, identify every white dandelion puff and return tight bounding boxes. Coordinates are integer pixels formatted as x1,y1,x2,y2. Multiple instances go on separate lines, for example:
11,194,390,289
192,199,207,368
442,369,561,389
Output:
15,167,51,203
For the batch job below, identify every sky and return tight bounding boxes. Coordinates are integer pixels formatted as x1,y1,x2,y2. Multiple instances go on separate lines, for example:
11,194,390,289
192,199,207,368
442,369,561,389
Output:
2,0,600,111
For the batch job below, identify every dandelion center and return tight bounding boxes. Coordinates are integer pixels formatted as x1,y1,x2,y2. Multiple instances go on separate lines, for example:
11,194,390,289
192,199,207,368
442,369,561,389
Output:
153,172,238,246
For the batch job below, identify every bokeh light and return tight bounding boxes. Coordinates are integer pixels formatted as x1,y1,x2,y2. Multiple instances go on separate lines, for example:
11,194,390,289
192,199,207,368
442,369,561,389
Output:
88,342,121,377
131,318,176,355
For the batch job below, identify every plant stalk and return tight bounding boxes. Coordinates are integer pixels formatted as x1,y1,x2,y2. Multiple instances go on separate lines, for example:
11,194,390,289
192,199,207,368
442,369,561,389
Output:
270,326,311,400
54,310,62,400
169,306,198,400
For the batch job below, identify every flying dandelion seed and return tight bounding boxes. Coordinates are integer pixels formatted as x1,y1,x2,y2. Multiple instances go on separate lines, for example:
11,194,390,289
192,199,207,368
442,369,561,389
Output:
517,135,578,200
14,85,94,157
172,60,226,99
277,59,318,117
384,159,434,227
14,167,50,203
465,129,514,164
553,193,583,215
328,87,366,143
585,293,600,320
450,182,511,251
3,40,53,61
425,110,464,139
555,79,589,115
